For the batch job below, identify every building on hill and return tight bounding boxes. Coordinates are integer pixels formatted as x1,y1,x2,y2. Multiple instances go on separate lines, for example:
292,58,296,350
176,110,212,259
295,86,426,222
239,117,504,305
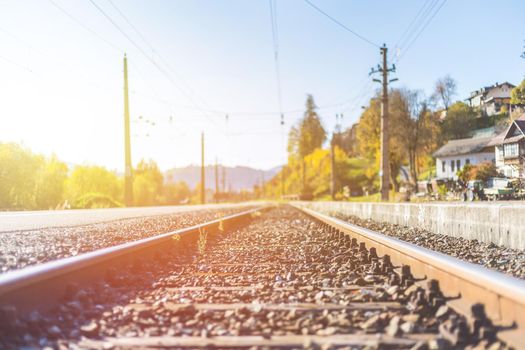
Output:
488,114,525,178
465,82,515,117
433,136,495,180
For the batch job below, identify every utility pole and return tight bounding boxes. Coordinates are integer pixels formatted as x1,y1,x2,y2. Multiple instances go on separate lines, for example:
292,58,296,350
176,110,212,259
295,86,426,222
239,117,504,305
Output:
369,44,397,201
221,166,226,194
280,167,285,199
214,157,219,202
200,132,205,204
330,114,341,200
330,133,336,200
123,54,133,207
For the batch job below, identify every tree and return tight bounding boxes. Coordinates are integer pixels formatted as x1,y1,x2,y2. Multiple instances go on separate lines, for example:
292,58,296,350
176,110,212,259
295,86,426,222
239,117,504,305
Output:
298,95,326,158
66,165,122,207
472,161,499,181
0,143,42,209
402,89,441,186
441,102,477,140
35,156,68,209
288,95,327,158
431,75,457,111
162,181,190,205
511,79,525,104
133,159,164,206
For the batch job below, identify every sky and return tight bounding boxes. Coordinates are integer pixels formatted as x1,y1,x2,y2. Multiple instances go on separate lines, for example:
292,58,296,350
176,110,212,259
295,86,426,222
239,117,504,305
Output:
0,0,524,172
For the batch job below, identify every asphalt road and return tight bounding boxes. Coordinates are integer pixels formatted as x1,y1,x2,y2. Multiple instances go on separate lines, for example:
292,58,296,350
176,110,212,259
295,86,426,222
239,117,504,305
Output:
0,203,259,232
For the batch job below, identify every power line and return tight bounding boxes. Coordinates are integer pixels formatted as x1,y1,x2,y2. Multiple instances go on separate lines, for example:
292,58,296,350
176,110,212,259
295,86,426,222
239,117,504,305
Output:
88,0,224,131
106,0,210,109
268,0,284,126
106,0,155,53
396,0,448,62
48,0,123,52
0,54,33,73
394,0,436,51
303,0,379,48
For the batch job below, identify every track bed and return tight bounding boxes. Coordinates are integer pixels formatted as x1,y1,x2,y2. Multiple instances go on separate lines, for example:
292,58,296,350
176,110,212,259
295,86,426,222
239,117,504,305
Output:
0,206,513,349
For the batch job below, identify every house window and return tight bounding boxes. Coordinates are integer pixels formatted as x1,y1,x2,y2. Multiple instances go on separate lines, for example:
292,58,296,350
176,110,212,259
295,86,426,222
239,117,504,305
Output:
451,160,455,172
466,159,470,165
456,159,461,169
504,143,519,157
442,161,446,173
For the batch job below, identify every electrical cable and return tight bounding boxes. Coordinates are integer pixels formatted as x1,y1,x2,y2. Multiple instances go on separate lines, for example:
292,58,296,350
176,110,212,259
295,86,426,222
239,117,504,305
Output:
303,0,379,48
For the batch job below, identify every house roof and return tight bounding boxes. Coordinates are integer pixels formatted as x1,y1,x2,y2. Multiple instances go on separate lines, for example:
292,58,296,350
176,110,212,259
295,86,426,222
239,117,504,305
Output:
488,114,525,146
433,136,494,158
466,82,516,100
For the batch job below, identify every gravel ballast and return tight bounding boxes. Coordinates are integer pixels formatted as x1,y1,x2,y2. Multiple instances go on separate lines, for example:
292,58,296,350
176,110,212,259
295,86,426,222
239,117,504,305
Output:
1,206,507,349
334,213,525,280
0,206,256,273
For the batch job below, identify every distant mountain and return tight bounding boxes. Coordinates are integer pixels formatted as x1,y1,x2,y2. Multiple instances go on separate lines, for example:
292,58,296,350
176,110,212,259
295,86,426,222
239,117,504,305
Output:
164,165,282,191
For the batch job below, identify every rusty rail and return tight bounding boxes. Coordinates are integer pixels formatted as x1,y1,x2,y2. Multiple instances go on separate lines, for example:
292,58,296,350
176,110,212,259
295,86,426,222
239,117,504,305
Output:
0,206,268,316
294,204,525,349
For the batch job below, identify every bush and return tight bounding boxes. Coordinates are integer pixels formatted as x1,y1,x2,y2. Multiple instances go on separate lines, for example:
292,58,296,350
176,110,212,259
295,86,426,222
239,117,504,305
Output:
72,193,123,209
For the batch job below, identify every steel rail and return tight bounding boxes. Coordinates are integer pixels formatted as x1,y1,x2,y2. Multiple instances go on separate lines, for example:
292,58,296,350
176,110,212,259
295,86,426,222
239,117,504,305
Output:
0,206,268,316
294,204,525,349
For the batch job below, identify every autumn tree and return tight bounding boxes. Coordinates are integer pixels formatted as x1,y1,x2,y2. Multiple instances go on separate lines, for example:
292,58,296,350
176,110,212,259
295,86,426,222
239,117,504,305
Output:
357,91,410,191
431,75,457,111
511,79,525,104
402,89,441,186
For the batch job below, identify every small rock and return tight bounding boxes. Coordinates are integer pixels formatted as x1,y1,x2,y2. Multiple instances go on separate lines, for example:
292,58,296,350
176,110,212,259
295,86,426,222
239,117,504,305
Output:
80,321,99,337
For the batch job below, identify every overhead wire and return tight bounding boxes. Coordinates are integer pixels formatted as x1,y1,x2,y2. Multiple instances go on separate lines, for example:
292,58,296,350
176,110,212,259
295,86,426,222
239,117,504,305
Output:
394,0,448,63
394,0,436,52
105,0,215,114
303,0,380,49
88,0,225,131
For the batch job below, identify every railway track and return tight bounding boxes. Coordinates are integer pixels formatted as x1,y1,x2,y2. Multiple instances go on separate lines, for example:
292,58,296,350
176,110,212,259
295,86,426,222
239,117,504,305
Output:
0,204,524,349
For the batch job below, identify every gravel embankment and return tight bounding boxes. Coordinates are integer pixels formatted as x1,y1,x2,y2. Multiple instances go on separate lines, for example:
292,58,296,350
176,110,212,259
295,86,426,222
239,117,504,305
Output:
1,206,506,349
0,206,256,273
334,214,525,280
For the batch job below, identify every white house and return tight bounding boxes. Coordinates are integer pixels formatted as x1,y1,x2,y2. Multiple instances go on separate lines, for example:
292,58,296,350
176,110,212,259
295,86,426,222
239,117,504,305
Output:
433,136,495,179
465,82,515,117
488,114,525,178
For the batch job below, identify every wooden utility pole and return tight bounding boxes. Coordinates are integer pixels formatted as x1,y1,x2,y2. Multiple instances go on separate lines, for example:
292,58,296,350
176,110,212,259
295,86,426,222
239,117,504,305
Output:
123,54,133,206
221,166,226,193
370,44,397,202
330,133,336,200
214,157,219,202
280,167,285,199
200,132,205,204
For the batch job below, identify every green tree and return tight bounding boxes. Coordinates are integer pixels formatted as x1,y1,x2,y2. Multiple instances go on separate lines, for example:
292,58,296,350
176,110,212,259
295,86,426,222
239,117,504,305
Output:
35,156,68,209
66,165,122,207
511,79,525,104
288,95,326,158
441,102,477,140
0,143,42,209
162,181,190,205
133,159,164,206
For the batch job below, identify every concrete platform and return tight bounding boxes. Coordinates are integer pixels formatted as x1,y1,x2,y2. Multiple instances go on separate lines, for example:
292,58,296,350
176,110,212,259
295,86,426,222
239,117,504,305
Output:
293,201,525,250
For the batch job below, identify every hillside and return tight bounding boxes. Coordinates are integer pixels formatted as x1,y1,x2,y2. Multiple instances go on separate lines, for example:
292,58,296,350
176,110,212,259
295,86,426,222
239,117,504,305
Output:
164,165,281,191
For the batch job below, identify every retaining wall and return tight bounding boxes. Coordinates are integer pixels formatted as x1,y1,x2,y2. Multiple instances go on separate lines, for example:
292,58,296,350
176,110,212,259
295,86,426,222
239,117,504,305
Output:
294,201,525,250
